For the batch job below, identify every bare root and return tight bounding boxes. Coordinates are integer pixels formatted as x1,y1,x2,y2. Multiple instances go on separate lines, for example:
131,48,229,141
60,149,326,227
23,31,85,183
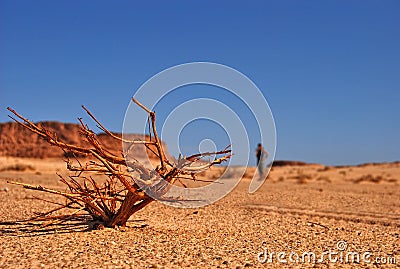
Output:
7,98,231,228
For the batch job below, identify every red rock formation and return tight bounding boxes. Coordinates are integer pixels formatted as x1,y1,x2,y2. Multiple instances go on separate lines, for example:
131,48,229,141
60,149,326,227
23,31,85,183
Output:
0,121,166,160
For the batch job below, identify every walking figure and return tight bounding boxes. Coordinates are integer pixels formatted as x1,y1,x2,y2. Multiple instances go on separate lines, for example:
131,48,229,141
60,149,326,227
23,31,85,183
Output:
256,143,269,177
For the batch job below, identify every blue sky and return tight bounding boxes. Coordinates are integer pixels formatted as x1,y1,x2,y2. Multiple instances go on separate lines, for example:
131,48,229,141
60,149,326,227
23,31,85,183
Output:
1,1,399,165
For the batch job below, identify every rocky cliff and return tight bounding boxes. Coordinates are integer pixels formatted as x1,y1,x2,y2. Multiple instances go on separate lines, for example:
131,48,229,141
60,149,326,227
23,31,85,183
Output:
0,121,165,160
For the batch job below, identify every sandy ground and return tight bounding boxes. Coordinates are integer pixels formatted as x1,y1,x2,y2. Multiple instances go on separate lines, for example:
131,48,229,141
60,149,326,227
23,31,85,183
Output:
0,157,399,268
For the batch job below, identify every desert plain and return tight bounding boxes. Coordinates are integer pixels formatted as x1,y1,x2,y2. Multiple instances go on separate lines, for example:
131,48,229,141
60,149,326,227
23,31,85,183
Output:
0,156,399,269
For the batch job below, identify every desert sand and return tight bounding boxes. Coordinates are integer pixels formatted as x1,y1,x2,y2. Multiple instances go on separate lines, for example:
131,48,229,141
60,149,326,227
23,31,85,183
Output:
0,157,399,268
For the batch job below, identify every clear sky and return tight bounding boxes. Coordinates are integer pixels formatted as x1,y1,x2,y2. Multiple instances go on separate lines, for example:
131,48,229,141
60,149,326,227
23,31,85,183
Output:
1,1,399,166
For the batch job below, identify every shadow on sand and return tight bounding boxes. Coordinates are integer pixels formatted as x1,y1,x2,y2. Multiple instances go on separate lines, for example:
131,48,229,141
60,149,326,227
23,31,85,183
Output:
0,217,148,237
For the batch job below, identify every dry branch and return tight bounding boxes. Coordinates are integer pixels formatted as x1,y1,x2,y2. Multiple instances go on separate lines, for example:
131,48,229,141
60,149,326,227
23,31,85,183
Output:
6,99,231,228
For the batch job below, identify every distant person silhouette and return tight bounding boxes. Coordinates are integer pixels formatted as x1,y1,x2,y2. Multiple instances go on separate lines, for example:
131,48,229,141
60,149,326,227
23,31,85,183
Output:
256,143,269,177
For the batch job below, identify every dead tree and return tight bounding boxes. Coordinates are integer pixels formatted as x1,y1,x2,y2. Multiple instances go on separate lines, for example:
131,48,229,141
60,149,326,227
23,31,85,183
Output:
6,98,231,228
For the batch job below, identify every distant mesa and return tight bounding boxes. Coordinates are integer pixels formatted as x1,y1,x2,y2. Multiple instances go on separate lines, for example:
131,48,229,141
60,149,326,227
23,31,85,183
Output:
0,121,165,160
272,160,310,167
